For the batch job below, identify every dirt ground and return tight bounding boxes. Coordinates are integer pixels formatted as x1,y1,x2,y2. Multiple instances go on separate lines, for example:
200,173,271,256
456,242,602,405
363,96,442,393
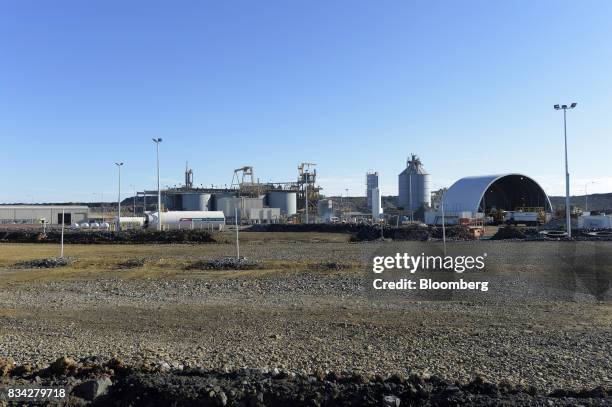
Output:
0,234,611,396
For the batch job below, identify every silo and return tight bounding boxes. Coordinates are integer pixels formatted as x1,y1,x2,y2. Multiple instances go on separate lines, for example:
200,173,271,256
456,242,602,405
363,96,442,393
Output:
267,191,297,216
182,193,211,211
398,154,431,212
366,172,379,208
372,188,382,221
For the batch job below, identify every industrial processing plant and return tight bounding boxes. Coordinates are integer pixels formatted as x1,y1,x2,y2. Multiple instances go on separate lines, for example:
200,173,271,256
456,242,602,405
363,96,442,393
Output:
4,152,611,235
135,163,320,227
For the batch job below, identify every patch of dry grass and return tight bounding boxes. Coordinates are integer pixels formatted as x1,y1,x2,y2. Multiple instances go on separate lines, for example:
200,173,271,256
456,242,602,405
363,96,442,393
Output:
0,238,360,285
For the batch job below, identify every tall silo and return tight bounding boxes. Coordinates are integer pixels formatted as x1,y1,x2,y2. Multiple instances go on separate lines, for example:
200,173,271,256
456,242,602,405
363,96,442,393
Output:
372,187,382,221
398,154,431,213
267,191,297,217
366,172,379,208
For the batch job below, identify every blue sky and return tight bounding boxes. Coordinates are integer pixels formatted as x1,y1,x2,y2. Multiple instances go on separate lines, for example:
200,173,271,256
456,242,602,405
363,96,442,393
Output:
1,0,611,203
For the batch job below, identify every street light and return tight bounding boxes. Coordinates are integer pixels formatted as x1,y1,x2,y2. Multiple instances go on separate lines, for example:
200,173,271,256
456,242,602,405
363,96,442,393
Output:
130,184,136,214
554,102,577,237
152,138,163,231
115,162,124,231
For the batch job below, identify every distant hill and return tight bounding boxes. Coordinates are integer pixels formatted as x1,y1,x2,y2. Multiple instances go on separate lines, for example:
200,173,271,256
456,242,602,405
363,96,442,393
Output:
549,193,612,212
331,193,612,214
6,192,612,214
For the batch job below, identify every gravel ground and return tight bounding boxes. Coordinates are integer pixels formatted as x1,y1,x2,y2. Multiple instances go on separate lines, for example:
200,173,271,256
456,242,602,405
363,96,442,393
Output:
0,240,610,404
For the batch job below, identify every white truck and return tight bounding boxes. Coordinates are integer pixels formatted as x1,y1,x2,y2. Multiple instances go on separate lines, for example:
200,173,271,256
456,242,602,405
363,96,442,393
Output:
504,211,540,226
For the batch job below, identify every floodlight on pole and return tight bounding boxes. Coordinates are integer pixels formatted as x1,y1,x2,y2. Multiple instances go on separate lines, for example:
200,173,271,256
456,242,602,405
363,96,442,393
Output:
554,102,577,238
130,184,136,214
115,162,124,231
152,138,163,231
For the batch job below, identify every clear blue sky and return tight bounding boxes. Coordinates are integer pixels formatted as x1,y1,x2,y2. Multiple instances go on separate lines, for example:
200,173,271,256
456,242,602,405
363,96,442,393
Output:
1,0,611,203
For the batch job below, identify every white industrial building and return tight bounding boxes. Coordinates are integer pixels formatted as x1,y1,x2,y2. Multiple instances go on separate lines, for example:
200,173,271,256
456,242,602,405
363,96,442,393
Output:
425,174,552,224
0,205,89,225
578,214,612,229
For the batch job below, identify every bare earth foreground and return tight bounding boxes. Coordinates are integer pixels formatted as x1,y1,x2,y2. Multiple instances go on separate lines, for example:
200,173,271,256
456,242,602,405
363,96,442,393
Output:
0,232,611,405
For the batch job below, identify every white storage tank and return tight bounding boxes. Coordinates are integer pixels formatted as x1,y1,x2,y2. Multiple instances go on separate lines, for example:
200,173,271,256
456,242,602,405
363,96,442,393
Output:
182,193,211,211
266,191,297,216
398,154,431,212
145,211,225,230
114,216,146,229
216,197,263,218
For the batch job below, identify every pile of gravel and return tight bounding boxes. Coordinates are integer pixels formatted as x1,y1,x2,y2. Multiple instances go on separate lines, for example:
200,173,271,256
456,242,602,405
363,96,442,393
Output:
0,229,217,244
12,257,74,269
1,356,609,406
185,257,261,270
316,261,350,271
249,223,474,242
491,227,538,240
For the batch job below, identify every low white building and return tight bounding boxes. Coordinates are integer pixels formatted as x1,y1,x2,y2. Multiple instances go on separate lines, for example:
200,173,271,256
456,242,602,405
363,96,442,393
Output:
0,205,89,225
578,214,612,229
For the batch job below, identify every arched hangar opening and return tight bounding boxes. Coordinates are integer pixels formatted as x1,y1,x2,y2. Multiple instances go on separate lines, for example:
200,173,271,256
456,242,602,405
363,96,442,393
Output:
442,174,553,215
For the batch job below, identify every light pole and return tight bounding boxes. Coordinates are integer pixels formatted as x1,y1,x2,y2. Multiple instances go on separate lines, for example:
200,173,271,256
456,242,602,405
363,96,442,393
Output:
441,193,446,257
344,188,349,221
115,162,124,231
152,138,163,230
130,184,136,214
554,103,577,237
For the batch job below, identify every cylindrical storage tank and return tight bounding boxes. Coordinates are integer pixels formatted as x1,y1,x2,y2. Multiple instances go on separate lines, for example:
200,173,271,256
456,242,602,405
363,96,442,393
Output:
146,211,225,230
317,199,334,222
398,155,431,212
372,188,382,221
267,191,297,216
114,216,146,229
182,193,211,211
210,192,237,211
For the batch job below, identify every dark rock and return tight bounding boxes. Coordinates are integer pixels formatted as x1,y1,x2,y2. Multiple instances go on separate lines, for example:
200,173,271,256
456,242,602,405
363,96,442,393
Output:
72,377,113,401
383,394,401,406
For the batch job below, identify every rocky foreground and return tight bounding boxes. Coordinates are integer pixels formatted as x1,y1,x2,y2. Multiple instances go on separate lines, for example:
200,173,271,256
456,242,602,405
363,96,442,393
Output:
1,356,610,406
0,240,611,405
